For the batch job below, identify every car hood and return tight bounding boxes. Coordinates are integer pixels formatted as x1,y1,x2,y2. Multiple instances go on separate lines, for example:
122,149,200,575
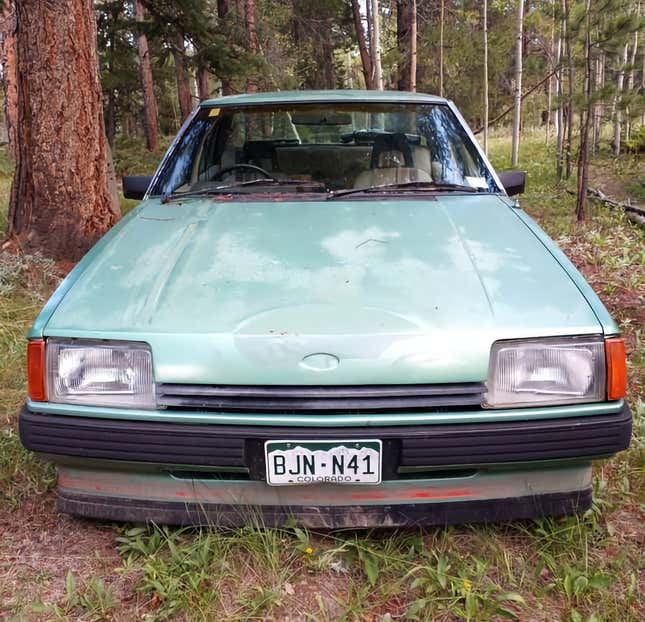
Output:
45,194,602,384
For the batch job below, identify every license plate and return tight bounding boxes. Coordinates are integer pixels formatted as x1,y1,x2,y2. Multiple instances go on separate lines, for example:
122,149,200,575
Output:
264,440,382,486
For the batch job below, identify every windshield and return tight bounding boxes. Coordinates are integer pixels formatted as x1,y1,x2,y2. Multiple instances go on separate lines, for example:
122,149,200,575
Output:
150,102,499,197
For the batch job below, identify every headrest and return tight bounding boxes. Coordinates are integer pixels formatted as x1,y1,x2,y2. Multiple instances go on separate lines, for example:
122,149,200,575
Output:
377,150,405,168
370,132,413,168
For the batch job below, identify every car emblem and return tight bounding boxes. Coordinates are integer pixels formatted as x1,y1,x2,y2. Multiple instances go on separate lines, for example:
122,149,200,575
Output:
299,353,340,371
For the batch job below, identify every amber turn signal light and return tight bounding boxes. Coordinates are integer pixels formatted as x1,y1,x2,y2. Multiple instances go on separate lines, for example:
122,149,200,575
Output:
27,339,46,402
605,337,627,401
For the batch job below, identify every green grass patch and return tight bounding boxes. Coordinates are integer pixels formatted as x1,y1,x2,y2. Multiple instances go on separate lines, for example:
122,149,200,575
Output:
0,252,59,508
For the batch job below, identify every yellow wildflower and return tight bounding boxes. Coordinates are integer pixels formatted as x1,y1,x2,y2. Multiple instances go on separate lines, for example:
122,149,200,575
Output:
304,546,313,555
462,579,472,593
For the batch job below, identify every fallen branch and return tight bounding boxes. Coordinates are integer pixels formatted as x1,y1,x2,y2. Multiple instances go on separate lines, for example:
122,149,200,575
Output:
587,186,645,227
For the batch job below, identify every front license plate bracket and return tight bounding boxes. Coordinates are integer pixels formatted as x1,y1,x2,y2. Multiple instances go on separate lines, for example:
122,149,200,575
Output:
264,439,383,486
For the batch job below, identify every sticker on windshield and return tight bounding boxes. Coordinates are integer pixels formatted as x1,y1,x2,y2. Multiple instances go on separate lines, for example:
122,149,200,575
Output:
208,108,221,117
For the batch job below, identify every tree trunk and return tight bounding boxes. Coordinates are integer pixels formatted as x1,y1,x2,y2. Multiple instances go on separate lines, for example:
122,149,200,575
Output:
409,0,417,91
244,0,259,93
396,0,416,92
564,0,574,179
197,65,210,100
217,0,234,95
350,0,373,89
7,0,119,261
396,0,409,90
171,33,193,121
545,0,554,145
591,51,604,154
642,38,645,126
625,3,639,142
319,15,336,89
482,0,489,154
575,0,592,221
555,2,564,180
439,0,445,96
511,0,524,167
612,42,628,157
104,3,117,149
0,0,17,159
134,0,159,152
369,0,383,90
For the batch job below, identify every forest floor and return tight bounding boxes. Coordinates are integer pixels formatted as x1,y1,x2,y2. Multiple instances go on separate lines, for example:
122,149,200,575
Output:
0,132,643,622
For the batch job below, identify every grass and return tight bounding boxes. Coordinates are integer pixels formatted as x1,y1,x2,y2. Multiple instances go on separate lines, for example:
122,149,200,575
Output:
0,133,643,621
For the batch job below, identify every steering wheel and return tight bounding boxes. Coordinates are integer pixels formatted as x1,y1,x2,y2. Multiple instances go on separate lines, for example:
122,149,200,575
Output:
211,163,276,182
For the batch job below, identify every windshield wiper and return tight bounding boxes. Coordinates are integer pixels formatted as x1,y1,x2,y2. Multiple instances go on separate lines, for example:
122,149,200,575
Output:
213,178,326,191
328,181,489,200
161,188,226,203
161,179,326,203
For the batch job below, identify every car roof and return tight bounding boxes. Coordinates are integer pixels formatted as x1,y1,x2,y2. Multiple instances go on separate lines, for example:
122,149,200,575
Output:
199,89,449,108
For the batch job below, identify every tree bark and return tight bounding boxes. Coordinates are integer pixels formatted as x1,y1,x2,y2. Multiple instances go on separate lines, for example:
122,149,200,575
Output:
396,0,416,91
0,0,17,159
642,36,645,126
625,2,639,142
217,0,234,95
612,42,628,157
482,0,489,154
317,12,336,89
409,0,417,92
134,0,159,152
350,0,373,89
575,0,592,221
244,0,259,93
555,1,564,180
545,0,554,145
369,0,383,90
439,0,445,96
197,65,210,100
591,51,604,154
511,0,524,167
7,0,119,261
171,33,193,121
564,0,574,178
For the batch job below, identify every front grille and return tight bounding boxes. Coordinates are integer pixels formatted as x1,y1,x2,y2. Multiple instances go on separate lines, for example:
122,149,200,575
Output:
155,383,486,413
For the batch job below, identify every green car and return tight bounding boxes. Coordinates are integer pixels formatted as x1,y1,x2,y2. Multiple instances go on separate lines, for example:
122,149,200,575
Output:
19,91,630,528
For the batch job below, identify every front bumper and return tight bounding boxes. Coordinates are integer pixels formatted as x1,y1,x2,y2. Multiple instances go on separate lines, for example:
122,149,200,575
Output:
19,403,631,527
19,403,632,473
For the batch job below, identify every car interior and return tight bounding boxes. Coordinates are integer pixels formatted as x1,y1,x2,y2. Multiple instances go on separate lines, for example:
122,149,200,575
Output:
181,107,485,193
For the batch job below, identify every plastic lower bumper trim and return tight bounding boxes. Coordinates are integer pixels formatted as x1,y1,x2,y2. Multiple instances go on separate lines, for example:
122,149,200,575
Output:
19,402,632,473
57,488,593,528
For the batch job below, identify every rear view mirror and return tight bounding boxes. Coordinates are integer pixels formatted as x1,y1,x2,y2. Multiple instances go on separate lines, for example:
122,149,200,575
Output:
498,170,526,197
290,111,352,125
122,175,152,200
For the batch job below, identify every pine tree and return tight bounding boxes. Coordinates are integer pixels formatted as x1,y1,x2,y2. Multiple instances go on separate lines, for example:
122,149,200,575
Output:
8,0,119,261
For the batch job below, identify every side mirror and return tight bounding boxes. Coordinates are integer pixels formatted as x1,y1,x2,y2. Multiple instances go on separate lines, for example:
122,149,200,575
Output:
122,175,153,200
498,170,526,197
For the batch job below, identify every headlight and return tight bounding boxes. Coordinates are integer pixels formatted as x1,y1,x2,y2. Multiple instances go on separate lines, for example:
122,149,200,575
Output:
46,339,155,408
485,336,605,408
